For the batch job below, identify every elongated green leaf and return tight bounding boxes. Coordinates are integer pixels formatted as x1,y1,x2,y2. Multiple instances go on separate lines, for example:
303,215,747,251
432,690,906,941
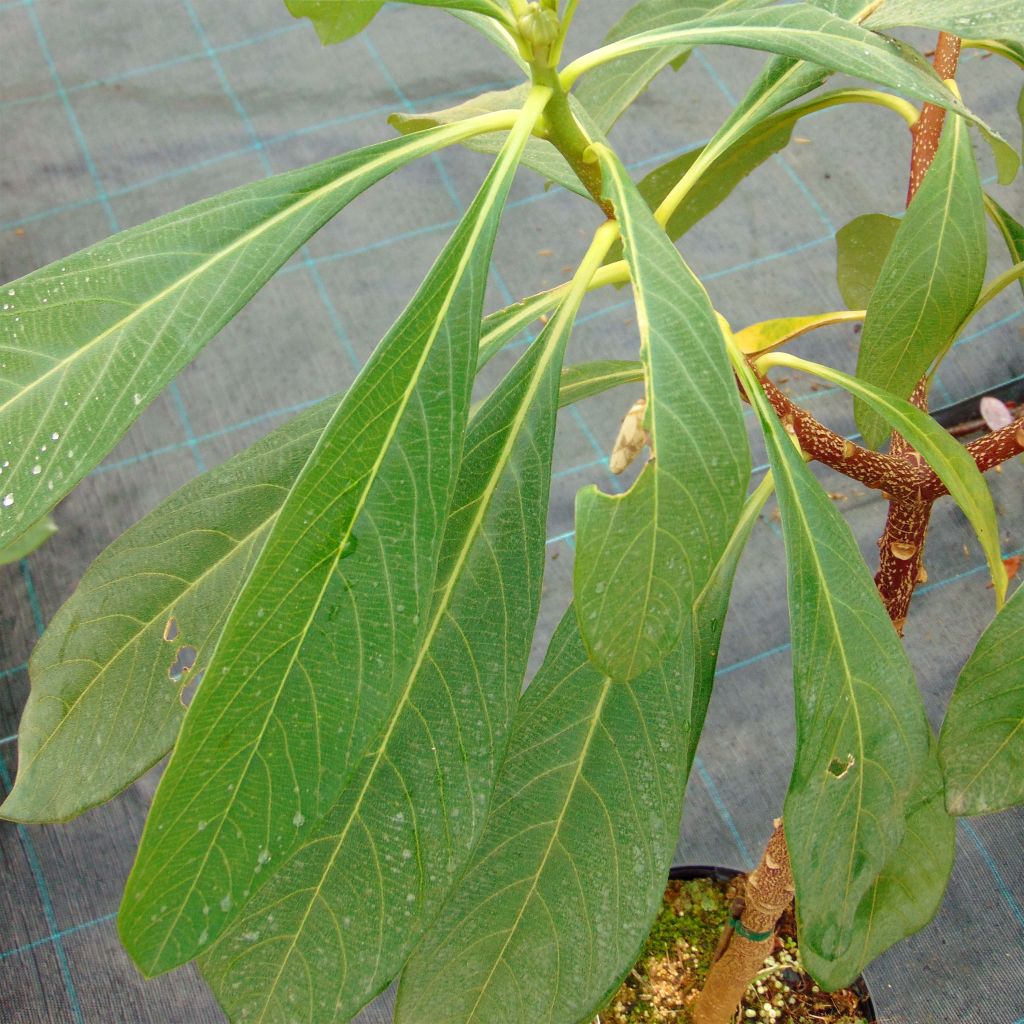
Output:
835,213,901,311
558,359,643,409
0,400,333,824
683,474,772,766
119,94,548,976
448,9,528,72
0,515,56,566
769,353,1007,603
801,741,955,989
865,0,1024,48
855,112,986,449
985,193,1024,298
200,271,585,1024
562,3,973,119
395,605,693,1024
575,0,766,133
0,114,515,551
939,584,1024,815
733,353,931,969
734,311,864,355
574,145,749,682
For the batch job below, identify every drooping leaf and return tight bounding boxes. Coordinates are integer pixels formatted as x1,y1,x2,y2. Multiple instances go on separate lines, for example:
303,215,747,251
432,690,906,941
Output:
800,742,956,989
733,353,932,970
558,360,643,409
855,112,986,449
574,145,749,682
199,266,587,1024
0,515,57,566
939,583,1024,816
769,353,1007,603
286,0,514,43
0,400,333,823
394,606,693,1024
865,0,1024,48
575,0,766,133
562,3,976,120
835,213,901,311
984,193,1024,298
118,93,549,976
0,113,518,550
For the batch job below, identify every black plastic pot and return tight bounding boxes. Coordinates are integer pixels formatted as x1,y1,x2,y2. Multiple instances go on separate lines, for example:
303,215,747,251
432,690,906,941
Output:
668,865,877,1024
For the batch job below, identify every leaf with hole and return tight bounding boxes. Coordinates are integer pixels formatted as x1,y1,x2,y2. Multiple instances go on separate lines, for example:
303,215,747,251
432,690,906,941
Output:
0,400,332,824
118,95,547,976
800,740,955,989
734,352,932,970
574,145,749,682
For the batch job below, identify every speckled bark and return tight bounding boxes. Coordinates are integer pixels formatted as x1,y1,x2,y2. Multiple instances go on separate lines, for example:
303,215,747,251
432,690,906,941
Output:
692,823,794,1024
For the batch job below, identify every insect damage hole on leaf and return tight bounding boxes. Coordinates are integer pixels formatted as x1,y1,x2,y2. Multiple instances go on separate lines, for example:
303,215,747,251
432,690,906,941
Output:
168,646,197,685
163,617,179,642
828,754,855,779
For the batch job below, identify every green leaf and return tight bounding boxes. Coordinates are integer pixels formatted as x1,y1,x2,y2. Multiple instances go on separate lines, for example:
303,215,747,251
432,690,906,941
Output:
575,0,766,133
562,3,977,120
200,270,585,1023
558,359,643,409
835,213,901,311
394,605,693,1024
800,741,955,989
389,84,589,197
963,38,1024,70
285,0,383,43
0,400,333,824
939,584,1024,815
0,114,516,551
865,0,1024,48
855,112,986,449
768,353,1008,603
574,145,749,682
984,193,1024,298
683,474,773,766
733,352,932,970
286,0,514,42
0,515,56,566
118,93,547,976
448,9,529,72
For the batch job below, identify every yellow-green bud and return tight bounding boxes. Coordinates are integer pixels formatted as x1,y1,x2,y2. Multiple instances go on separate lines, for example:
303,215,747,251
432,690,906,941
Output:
517,2,559,46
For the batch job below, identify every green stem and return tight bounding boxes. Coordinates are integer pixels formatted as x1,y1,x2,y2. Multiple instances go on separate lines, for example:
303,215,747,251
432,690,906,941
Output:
549,0,580,66
530,63,613,216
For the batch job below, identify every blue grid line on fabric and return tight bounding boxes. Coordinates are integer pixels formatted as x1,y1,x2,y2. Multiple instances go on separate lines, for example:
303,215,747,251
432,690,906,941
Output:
0,912,117,963
180,0,363,370
960,821,1024,933
0,23,304,113
0,76,522,234
0,734,16,746
0,662,28,681
692,758,755,869
24,0,205,476
19,559,44,636
692,50,836,235
0,717,83,1023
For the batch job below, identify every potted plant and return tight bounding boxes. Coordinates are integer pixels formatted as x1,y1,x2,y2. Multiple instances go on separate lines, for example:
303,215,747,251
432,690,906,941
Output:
1,2,1021,1022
